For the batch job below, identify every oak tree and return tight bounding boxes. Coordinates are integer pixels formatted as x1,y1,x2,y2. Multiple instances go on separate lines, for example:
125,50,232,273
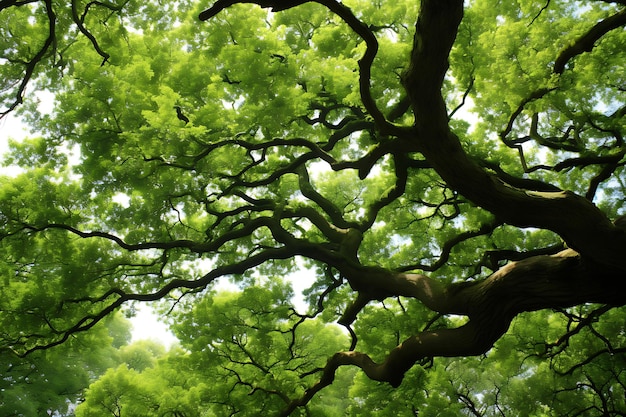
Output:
1,0,625,415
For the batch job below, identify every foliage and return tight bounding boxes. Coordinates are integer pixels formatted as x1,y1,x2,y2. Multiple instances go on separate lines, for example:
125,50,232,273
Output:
75,283,352,416
0,313,130,416
1,0,626,415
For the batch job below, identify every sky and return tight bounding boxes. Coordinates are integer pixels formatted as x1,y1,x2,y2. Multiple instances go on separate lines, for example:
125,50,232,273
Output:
130,304,179,347
0,111,28,174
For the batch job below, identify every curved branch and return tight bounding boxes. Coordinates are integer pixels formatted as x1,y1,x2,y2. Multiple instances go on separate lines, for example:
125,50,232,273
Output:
485,243,564,267
24,214,321,260
9,245,298,357
317,0,388,133
555,347,626,376
23,222,198,251
283,249,625,414
83,0,129,15
448,73,474,120
554,8,626,74
499,88,558,143
584,153,625,200
402,0,626,270
295,164,358,229
281,205,348,243
399,220,500,272
71,0,110,65
0,0,37,11
325,120,375,151
541,304,615,358
480,160,561,192
199,0,403,136
330,138,405,179
337,292,373,326
281,320,498,417
199,0,306,20
361,152,409,230
1,0,56,118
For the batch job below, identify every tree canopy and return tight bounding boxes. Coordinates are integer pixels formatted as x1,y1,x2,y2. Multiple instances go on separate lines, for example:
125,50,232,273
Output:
1,0,626,415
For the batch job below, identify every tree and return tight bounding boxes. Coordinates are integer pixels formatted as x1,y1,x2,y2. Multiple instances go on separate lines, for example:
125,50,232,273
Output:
1,0,625,415
0,313,130,416
76,283,354,416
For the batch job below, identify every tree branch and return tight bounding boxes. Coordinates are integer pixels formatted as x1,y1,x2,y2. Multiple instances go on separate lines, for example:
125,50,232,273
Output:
283,249,625,414
0,0,56,118
295,165,357,230
199,0,404,136
0,0,37,11
71,0,110,66
402,0,626,270
7,244,300,356
554,8,626,74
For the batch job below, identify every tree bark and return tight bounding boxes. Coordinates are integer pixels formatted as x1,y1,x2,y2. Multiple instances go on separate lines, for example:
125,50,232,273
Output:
309,248,625,391
401,0,626,271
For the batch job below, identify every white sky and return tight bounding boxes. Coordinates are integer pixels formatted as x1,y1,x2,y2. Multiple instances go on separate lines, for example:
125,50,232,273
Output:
130,305,179,347
0,111,28,174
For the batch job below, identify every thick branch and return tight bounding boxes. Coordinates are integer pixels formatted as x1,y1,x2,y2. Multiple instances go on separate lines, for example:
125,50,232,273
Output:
284,249,625,414
199,0,306,19
295,165,357,229
554,8,626,74
0,0,37,11
402,0,626,270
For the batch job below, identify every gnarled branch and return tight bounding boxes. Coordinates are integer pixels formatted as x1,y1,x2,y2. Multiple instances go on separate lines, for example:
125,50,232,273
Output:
554,8,626,74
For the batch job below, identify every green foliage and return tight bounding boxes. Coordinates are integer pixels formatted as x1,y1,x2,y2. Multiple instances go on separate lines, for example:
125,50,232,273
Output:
170,282,349,415
74,283,351,416
1,0,625,415
0,314,130,417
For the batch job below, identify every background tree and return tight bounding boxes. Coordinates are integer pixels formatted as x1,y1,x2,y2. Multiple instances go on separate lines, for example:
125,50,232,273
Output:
0,313,130,417
76,283,354,416
1,0,625,415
